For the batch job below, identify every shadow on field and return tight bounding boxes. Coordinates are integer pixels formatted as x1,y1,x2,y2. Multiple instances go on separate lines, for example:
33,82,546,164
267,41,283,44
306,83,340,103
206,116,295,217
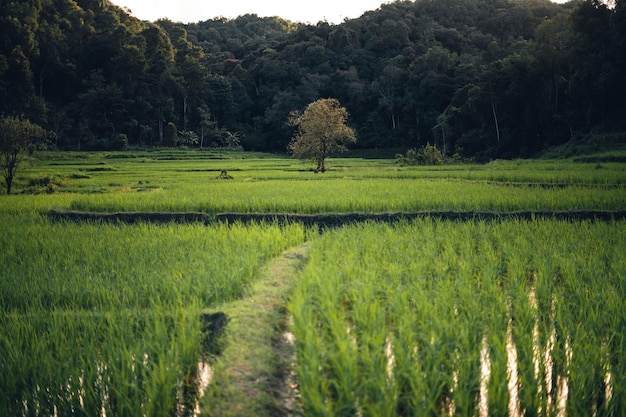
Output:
48,209,626,229
201,311,229,356
177,311,229,416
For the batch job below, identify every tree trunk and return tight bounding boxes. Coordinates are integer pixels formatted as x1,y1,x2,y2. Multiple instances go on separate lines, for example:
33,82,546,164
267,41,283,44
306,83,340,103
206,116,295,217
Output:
416,112,421,143
440,125,447,157
158,115,164,144
319,140,328,172
39,68,44,97
491,98,501,142
316,158,325,173
554,73,560,113
183,90,188,131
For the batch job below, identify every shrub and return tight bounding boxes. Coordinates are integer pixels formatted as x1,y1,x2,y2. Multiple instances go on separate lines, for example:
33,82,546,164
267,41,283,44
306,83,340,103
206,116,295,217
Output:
110,133,129,151
163,122,178,147
396,142,443,165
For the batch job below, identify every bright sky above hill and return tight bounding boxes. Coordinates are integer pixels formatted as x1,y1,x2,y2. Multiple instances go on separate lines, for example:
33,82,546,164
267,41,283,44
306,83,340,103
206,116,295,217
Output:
110,0,392,24
110,0,571,25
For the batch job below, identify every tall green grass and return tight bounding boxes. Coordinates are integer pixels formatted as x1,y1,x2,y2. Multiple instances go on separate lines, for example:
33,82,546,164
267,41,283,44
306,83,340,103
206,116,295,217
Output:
11,150,626,213
3,151,625,415
0,209,308,416
291,219,626,416
0,215,305,312
61,178,625,214
0,308,204,416
27,150,626,185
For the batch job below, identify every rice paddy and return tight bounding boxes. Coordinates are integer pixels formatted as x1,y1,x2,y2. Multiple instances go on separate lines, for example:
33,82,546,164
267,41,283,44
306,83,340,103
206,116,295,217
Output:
1,150,624,416
0,209,307,415
290,219,626,416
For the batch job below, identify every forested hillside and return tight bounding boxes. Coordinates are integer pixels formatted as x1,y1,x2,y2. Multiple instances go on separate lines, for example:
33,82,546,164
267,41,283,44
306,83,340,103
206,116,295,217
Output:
1,0,625,158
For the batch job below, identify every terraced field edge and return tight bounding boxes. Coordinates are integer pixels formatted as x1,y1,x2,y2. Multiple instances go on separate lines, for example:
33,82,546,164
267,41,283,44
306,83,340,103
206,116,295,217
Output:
48,209,626,226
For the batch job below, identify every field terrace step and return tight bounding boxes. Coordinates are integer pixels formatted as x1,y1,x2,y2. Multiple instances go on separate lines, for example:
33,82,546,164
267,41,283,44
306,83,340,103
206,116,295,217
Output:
48,209,626,227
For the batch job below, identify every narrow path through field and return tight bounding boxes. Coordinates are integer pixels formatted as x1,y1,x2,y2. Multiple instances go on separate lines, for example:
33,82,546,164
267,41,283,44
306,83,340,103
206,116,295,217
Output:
200,242,311,417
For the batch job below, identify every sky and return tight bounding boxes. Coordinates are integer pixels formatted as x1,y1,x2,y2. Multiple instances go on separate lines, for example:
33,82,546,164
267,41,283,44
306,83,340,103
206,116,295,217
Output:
109,0,393,25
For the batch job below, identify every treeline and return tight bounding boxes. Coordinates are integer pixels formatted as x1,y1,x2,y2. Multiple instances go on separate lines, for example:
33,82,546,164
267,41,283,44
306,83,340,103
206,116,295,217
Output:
1,0,625,158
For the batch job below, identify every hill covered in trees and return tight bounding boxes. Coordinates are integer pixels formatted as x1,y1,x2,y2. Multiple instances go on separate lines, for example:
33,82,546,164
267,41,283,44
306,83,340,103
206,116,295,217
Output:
1,0,625,159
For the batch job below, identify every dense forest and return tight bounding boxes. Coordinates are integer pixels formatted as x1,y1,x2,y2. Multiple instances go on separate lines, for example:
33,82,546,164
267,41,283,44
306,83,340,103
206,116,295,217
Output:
1,0,625,159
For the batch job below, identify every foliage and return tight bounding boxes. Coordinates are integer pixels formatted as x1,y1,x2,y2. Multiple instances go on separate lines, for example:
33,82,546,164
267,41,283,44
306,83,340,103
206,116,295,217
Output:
539,133,626,159
288,98,356,172
291,219,626,416
216,169,233,179
0,116,46,194
0,208,307,415
221,130,241,149
1,152,625,414
396,142,443,166
1,0,625,158
163,122,178,147
179,130,200,147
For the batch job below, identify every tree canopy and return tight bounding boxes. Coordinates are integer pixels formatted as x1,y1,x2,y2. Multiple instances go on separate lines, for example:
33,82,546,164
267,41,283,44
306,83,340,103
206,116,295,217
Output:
1,0,624,159
288,98,356,172
0,116,45,194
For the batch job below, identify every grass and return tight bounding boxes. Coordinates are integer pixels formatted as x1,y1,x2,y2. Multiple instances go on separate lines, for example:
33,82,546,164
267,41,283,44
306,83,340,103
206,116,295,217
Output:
0,206,308,416
6,150,624,214
64,177,625,214
290,219,626,416
1,149,625,416
202,243,312,417
0,216,306,312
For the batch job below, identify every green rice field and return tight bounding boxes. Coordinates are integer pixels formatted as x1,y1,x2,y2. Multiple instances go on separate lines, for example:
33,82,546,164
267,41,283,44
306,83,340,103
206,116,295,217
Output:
291,219,625,416
10,150,626,213
1,150,624,416
0,214,306,415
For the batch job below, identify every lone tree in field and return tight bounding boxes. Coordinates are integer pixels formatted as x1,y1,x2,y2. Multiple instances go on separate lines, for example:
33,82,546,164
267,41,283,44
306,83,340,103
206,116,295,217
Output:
288,98,356,173
0,116,45,195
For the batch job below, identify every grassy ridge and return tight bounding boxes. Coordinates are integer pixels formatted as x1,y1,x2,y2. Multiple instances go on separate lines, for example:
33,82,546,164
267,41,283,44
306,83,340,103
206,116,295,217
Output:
291,219,626,416
9,150,626,214
62,178,625,214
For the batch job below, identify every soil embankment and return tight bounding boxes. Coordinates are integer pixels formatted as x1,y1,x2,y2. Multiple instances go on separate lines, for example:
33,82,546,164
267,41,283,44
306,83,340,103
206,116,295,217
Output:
48,209,626,227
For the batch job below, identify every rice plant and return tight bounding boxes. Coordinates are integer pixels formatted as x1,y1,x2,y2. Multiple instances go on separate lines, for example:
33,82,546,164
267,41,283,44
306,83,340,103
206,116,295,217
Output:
0,208,307,416
290,219,626,416
11,150,626,214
